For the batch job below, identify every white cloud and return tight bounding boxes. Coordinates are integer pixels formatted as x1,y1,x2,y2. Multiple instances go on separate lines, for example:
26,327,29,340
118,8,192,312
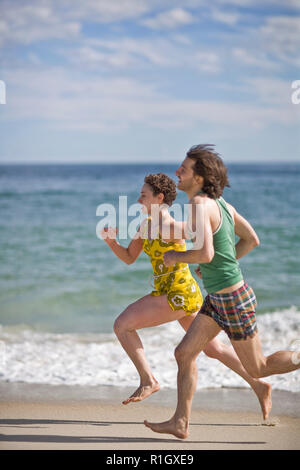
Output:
194,51,221,73
67,0,150,23
211,8,241,25
141,8,196,29
271,0,300,9
66,37,178,68
0,0,151,46
216,0,300,6
246,77,296,106
2,66,298,134
259,16,300,65
1,67,162,130
60,36,222,73
232,48,279,70
70,46,135,69
170,34,192,45
230,15,300,71
0,1,81,46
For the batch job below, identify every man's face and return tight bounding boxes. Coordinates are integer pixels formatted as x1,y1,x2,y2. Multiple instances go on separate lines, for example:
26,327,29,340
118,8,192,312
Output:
175,157,198,192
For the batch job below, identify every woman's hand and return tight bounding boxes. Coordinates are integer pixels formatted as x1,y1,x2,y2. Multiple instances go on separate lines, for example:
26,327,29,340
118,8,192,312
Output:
100,227,118,244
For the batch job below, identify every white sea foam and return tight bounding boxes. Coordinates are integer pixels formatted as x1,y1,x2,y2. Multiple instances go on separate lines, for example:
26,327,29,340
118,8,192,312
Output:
0,307,300,392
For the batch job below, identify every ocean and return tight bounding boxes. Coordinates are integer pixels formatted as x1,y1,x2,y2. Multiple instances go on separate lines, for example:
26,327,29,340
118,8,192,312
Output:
0,162,300,393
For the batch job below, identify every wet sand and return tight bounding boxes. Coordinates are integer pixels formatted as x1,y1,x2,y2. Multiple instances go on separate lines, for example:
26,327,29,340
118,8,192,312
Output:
0,382,299,450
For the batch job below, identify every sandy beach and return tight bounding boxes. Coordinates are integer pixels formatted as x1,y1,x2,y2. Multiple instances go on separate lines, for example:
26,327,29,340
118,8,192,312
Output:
0,382,299,451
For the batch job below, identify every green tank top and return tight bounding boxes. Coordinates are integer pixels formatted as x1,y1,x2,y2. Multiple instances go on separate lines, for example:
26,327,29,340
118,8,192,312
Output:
200,197,243,293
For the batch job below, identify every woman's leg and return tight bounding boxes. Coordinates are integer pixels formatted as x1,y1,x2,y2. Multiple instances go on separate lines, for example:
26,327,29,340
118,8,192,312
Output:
177,314,272,420
114,294,185,404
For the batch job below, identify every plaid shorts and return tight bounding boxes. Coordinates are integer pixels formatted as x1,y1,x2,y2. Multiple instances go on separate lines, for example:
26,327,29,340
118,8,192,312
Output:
198,282,258,341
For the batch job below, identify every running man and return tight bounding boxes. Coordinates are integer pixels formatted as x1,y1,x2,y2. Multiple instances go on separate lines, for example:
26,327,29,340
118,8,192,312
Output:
145,145,300,439
100,172,271,417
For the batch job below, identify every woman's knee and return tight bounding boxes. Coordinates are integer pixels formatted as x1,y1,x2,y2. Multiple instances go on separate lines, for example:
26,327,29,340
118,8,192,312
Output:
113,315,123,336
113,304,138,336
113,311,129,336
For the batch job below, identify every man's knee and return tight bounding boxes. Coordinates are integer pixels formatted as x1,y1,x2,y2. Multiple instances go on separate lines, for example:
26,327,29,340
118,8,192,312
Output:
203,341,224,359
174,343,194,365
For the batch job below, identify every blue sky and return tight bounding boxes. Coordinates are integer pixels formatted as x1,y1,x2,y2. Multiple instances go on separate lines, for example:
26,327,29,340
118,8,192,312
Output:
0,0,299,163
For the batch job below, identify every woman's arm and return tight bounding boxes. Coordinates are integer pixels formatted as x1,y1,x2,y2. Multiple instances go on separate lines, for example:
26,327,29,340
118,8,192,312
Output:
100,227,144,265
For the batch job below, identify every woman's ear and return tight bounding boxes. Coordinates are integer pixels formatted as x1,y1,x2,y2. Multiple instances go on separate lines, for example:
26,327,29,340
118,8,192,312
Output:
157,192,165,204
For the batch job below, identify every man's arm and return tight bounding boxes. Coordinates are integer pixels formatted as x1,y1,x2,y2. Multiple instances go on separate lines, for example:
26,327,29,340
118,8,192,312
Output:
229,204,260,259
163,199,214,266
160,211,188,242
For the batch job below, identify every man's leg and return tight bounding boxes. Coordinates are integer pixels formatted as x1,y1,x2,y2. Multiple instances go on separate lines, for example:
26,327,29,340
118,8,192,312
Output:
144,313,221,439
231,332,300,378
178,315,272,419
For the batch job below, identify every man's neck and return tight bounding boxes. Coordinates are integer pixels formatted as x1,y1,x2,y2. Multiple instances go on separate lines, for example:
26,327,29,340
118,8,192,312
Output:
185,186,204,200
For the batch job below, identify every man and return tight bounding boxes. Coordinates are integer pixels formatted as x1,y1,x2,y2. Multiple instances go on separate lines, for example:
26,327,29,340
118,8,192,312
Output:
144,144,300,439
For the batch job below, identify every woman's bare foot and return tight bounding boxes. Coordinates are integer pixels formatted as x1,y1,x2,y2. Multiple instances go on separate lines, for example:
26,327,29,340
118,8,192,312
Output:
144,416,189,440
253,380,272,420
122,381,160,405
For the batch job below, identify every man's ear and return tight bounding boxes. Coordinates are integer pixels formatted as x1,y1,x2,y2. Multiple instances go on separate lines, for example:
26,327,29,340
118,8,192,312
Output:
194,174,204,187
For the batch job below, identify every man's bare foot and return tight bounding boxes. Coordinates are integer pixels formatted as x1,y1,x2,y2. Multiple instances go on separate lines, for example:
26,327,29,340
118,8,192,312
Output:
144,416,189,440
122,381,160,405
253,380,272,420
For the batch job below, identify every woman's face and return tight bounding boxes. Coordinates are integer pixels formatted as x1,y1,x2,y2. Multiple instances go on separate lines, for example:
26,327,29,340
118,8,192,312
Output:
138,183,163,214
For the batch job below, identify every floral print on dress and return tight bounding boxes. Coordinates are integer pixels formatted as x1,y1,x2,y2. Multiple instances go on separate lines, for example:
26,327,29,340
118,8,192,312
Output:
142,219,203,315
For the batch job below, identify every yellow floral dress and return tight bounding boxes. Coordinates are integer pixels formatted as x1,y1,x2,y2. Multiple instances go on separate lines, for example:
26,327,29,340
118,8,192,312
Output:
142,220,203,315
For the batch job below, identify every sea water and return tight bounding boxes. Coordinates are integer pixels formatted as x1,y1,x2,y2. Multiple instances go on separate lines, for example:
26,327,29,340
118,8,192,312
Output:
0,162,299,392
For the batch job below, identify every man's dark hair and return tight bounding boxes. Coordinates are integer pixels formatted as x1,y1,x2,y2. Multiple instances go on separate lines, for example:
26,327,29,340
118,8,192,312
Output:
144,173,177,206
186,144,230,198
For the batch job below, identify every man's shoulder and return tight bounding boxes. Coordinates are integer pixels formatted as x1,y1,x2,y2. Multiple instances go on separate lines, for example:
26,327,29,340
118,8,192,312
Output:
219,198,236,217
189,194,207,205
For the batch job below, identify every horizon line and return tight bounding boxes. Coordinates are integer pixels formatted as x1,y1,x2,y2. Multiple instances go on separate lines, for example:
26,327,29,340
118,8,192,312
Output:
0,159,299,165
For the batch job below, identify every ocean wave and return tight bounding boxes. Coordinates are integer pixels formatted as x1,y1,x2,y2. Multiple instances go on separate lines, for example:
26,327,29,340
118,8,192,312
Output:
0,307,300,392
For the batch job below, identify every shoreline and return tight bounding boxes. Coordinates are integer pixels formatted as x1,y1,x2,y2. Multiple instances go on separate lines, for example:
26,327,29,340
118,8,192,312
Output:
0,382,299,450
0,381,299,417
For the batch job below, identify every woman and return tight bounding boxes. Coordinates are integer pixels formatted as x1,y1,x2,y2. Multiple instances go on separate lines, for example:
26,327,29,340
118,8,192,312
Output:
100,173,271,419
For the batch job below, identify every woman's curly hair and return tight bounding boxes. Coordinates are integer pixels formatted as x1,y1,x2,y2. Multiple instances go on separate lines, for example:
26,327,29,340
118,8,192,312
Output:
186,144,230,198
144,173,177,206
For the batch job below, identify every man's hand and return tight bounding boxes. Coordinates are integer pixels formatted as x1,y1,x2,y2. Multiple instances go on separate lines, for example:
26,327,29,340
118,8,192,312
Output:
195,265,202,279
163,250,177,267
